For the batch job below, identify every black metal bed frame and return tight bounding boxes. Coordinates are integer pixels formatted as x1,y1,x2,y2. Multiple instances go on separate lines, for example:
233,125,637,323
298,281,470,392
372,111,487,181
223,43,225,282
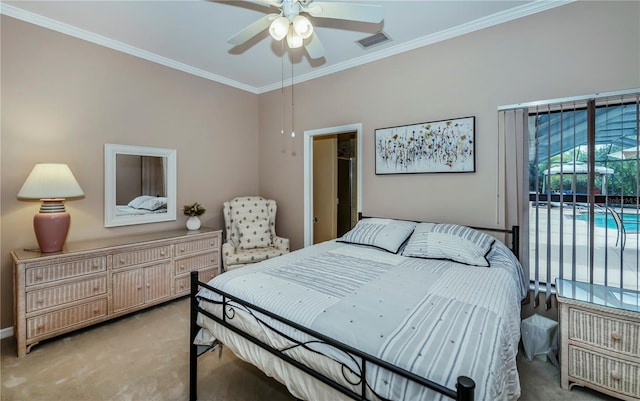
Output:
189,224,520,401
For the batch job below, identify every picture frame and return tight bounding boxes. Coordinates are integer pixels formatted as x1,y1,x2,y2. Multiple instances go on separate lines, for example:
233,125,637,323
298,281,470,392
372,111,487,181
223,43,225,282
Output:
375,116,476,174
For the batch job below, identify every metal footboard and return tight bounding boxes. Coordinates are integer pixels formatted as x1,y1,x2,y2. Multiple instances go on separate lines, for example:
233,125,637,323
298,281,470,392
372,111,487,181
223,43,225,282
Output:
189,271,475,401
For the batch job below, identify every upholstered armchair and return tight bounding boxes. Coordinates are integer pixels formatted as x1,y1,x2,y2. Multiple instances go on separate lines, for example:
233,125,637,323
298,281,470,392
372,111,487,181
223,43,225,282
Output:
222,196,290,271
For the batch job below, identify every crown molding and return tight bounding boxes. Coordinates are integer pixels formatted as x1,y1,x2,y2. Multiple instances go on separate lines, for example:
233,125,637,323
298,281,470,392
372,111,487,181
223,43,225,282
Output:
2,1,572,95
256,1,573,93
0,3,260,94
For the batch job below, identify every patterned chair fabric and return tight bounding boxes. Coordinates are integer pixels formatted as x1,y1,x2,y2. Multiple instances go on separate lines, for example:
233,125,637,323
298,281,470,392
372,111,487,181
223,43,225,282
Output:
222,196,290,271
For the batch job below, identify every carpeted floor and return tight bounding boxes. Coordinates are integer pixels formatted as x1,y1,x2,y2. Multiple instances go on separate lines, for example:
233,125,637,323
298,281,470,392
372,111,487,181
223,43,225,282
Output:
1,297,615,401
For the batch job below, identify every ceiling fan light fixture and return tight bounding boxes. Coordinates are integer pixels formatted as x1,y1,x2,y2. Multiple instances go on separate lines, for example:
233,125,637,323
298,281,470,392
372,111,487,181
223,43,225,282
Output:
286,28,304,49
292,15,313,39
269,16,290,41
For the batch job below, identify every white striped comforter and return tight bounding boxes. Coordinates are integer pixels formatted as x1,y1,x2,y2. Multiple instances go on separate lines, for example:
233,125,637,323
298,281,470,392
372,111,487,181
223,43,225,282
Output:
197,239,527,401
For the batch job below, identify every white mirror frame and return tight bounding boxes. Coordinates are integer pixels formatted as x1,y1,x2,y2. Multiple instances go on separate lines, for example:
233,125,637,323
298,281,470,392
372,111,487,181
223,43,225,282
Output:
104,144,177,227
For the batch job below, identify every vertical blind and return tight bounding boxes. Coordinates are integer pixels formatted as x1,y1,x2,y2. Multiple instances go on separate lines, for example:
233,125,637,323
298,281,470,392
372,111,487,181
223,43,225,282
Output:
499,89,640,308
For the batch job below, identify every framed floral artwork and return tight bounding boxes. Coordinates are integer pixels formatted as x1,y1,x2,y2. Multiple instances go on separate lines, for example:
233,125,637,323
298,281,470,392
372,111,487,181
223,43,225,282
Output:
375,116,476,174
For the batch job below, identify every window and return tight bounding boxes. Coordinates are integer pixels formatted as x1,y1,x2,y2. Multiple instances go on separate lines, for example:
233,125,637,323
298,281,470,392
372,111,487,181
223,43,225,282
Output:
499,90,639,307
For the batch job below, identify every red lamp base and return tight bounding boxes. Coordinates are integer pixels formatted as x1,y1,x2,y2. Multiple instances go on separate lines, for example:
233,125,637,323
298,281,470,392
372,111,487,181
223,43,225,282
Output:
34,212,70,253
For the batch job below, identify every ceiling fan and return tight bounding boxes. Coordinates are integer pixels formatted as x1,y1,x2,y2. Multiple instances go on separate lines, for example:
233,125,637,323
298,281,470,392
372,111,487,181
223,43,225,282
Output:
227,0,384,59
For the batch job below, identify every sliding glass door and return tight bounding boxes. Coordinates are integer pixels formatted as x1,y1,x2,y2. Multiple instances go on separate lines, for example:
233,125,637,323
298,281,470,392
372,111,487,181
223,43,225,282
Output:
500,90,639,307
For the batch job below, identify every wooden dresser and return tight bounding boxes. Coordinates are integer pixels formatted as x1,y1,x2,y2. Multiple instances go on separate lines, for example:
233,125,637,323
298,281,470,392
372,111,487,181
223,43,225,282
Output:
556,279,640,400
12,227,221,357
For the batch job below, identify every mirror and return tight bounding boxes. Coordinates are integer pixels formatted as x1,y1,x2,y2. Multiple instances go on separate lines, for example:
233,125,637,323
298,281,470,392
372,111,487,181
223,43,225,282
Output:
104,144,177,227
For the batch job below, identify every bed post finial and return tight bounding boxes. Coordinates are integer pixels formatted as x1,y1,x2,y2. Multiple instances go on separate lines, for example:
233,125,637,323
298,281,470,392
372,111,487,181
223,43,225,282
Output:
512,225,520,260
456,376,475,401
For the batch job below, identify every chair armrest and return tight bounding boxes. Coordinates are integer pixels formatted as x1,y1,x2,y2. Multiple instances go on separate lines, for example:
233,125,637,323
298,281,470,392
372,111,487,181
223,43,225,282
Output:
273,236,290,253
222,241,236,255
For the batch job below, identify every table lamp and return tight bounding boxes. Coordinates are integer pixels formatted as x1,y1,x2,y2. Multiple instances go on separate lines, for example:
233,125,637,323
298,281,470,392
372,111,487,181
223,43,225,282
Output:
17,163,84,253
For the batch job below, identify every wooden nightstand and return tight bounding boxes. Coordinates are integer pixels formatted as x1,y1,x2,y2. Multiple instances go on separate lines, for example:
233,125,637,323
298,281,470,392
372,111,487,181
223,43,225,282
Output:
556,279,640,400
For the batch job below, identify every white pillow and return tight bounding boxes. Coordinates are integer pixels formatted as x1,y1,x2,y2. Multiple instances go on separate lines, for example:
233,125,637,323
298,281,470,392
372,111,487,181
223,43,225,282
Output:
338,218,416,254
138,197,167,211
238,218,272,250
127,195,156,208
402,223,495,266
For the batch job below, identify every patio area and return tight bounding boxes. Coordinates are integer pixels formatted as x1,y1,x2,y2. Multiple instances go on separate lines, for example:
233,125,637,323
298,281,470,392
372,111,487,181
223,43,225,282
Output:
528,205,640,291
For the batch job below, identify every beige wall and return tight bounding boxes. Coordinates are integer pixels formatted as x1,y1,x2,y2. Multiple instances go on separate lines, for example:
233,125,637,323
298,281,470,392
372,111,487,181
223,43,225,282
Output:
258,1,640,251
0,16,260,329
1,1,639,331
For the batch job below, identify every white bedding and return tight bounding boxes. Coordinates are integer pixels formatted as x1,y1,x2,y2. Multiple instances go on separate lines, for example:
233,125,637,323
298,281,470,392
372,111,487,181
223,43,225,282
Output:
115,205,167,216
196,238,527,401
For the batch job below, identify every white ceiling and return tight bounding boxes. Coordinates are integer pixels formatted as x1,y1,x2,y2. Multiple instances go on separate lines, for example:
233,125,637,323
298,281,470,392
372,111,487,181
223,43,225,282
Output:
1,1,569,94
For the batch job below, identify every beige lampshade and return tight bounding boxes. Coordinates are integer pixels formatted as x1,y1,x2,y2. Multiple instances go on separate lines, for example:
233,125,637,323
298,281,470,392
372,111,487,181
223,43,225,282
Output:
17,163,84,200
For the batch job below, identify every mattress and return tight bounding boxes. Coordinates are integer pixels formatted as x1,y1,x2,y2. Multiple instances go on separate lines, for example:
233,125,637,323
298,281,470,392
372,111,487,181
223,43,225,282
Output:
196,238,527,401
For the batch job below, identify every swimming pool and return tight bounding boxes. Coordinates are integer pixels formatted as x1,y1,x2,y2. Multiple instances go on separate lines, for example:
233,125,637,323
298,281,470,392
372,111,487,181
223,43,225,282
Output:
575,211,640,233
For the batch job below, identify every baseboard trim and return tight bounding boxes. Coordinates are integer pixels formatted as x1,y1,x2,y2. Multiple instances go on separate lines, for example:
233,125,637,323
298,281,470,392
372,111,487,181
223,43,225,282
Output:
1,326,14,339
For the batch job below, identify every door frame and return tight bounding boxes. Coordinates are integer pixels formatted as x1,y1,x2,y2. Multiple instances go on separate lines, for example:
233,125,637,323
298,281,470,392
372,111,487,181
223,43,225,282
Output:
303,123,363,247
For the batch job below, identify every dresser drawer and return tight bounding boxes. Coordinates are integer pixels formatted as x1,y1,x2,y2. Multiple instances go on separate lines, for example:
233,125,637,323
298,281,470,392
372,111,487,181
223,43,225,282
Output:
569,307,640,357
174,252,218,275
112,246,170,269
26,274,107,313
568,345,640,398
175,235,220,257
174,268,217,296
25,257,106,286
26,298,107,339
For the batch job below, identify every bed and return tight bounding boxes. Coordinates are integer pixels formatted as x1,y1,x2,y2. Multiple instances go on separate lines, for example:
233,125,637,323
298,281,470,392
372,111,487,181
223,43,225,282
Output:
190,218,527,401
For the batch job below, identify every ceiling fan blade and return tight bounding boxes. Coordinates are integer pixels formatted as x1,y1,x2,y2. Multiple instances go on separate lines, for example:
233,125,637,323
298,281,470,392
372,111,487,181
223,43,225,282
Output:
228,13,278,46
305,31,325,59
304,2,383,23
254,0,283,8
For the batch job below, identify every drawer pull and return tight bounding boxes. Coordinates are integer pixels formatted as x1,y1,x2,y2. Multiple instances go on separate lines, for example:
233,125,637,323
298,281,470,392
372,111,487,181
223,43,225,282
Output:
611,332,621,341
37,323,45,330
93,285,100,291
611,371,621,380
94,307,100,314
160,250,166,256
36,274,43,280
180,248,185,253
36,298,44,304
92,262,100,269
120,257,126,263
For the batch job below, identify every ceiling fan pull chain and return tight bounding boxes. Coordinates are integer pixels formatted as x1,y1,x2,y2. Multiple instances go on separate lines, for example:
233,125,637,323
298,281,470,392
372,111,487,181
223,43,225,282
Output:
291,60,295,139
281,40,285,136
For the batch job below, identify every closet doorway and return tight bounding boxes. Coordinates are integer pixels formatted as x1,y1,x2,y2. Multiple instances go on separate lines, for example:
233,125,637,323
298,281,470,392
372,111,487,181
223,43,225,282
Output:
303,123,362,247
312,133,358,244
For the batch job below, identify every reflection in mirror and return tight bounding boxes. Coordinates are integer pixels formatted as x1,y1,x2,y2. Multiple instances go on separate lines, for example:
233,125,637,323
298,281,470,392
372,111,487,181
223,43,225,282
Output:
105,144,176,227
115,155,166,215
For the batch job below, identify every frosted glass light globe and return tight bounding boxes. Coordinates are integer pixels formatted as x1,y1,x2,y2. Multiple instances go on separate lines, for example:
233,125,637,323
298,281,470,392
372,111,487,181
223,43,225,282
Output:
286,29,303,48
269,16,290,41
292,15,313,39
